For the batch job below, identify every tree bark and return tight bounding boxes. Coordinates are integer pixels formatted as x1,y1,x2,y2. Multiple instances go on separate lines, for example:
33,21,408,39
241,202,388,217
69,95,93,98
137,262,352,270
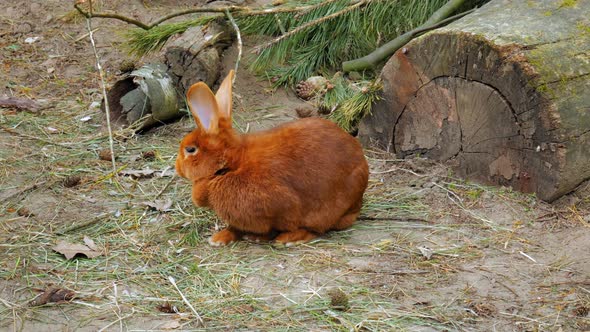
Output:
358,0,590,201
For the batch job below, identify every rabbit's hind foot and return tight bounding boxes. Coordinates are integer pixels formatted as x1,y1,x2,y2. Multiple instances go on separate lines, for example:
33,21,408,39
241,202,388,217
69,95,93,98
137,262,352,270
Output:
274,229,317,247
208,228,242,246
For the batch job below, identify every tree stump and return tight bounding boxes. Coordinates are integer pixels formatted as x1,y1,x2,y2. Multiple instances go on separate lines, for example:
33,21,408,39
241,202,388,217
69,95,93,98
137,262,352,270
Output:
102,20,233,131
358,0,590,201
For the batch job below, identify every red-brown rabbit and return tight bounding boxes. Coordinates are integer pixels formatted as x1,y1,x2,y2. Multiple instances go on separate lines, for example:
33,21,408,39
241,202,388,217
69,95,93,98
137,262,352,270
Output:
175,70,369,246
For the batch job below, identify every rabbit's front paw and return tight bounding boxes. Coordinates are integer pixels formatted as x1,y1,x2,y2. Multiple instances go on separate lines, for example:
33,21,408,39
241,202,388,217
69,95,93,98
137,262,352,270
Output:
208,228,241,246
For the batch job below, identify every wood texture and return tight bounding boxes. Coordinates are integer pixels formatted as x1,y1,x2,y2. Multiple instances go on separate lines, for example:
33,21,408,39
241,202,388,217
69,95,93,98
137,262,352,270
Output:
359,0,590,201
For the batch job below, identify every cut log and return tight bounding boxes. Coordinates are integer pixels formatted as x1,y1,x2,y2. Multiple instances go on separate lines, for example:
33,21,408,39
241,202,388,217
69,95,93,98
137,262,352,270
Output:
164,20,233,96
358,0,590,201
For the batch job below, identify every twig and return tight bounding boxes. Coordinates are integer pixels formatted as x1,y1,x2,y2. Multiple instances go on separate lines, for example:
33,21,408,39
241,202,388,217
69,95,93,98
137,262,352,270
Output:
74,28,99,42
293,0,342,19
75,4,150,29
168,276,204,326
358,216,430,223
97,309,135,332
56,213,110,235
225,9,242,84
85,1,117,174
253,0,369,54
153,175,177,200
519,251,538,263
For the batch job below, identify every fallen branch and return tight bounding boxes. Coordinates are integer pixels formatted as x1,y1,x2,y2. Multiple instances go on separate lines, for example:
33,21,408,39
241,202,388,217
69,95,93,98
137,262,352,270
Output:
358,216,430,223
74,3,322,30
342,0,472,72
74,4,150,29
0,96,49,112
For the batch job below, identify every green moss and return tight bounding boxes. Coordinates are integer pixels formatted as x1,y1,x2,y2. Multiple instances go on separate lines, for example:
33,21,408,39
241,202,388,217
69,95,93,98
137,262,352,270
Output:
577,22,590,36
560,0,578,7
543,10,553,16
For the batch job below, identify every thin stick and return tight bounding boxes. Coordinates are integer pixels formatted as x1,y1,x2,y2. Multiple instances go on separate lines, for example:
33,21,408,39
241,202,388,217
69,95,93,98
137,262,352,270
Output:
358,216,430,223
225,9,242,84
153,175,176,200
75,4,150,29
97,309,135,332
85,2,117,174
168,276,204,326
56,213,109,235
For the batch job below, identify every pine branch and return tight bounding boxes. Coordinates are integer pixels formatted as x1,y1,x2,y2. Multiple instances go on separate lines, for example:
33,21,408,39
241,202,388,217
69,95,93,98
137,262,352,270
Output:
342,0,471,72
252,0,370,55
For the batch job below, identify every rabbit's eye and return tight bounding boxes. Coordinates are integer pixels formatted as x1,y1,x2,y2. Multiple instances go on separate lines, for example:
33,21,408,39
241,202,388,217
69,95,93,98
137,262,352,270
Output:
185,146,197,154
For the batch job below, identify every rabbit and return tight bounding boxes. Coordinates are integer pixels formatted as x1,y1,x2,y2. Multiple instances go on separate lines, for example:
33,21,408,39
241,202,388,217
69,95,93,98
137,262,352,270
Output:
175,70,369,246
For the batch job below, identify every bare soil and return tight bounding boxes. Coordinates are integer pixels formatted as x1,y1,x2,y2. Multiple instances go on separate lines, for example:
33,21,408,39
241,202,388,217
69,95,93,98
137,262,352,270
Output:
0,1,589,331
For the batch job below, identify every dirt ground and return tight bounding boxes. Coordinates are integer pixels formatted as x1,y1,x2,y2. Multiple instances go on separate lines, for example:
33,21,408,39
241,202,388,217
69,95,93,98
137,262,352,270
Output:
1,1,589,331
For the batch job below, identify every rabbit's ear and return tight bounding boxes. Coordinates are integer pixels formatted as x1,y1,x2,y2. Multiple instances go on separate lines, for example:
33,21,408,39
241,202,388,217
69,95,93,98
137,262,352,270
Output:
215,70,234,120
187,82,219,133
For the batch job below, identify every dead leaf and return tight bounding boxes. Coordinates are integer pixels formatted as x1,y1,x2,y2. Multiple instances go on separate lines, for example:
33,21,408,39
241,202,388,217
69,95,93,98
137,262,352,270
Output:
119,168,175,179
83,236,98,251
141,199,173,212
142,150,156,160
30,286,76,306
17,207,34,217
417,246,433,260
158,319,181,330
120,169,156,179
53,240,102,259
157,302,178,313
468,302,497,317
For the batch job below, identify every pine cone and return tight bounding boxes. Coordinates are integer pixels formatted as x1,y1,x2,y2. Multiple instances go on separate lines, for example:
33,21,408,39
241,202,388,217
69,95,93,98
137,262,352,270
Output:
295,81,316,101
295,76,328,100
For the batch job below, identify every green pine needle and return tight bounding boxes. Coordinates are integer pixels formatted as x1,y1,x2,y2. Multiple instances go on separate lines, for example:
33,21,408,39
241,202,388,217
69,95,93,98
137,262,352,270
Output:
328,79,382,132
242,0,453,85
